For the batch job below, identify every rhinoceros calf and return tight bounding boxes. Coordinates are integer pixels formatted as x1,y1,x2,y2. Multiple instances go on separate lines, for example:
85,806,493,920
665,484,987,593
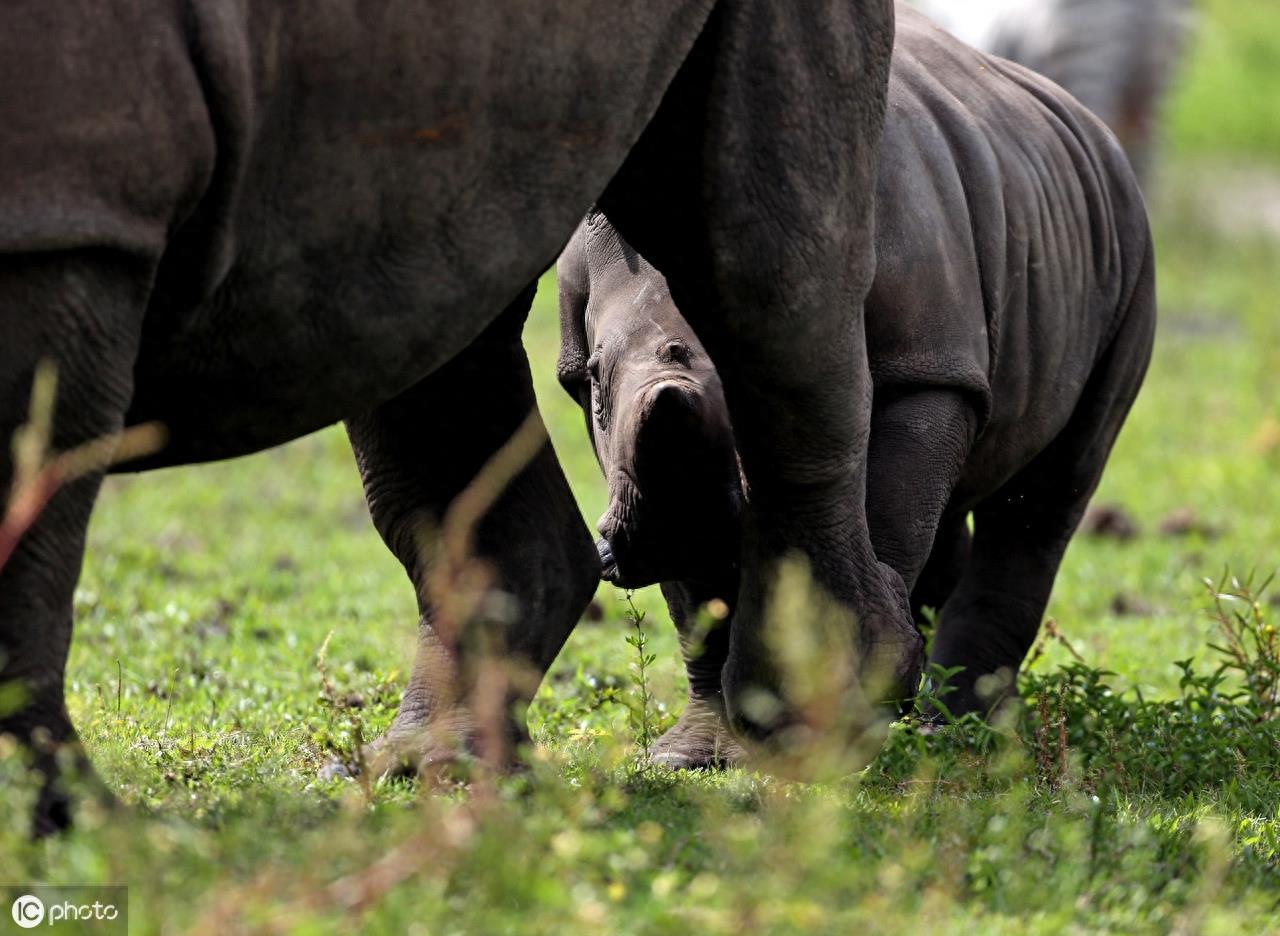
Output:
559,5,1156,767
0,1,910,833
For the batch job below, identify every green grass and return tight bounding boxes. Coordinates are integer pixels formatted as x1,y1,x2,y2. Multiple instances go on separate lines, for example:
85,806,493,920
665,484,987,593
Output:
3,3,1280,932
1168,0,1280,160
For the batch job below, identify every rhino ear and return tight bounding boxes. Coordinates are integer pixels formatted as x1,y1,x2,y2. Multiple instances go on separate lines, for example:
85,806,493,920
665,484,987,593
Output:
557,219,591,405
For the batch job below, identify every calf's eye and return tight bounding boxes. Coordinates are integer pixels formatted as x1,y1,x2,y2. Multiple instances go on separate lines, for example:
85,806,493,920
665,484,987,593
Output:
658,339,691,366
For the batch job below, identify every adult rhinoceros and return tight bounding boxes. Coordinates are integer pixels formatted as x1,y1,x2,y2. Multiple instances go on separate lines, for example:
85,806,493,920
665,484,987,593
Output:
0,0,918,833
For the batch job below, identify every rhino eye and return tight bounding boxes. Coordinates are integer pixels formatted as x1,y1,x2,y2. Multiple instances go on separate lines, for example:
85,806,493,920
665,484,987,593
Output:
586,352,601,382
592,378,607,424
658,339,692,366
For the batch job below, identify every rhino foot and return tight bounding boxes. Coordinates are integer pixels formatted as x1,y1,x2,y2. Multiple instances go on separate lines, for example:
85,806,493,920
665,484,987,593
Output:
318,712,473,784
646,697,746,771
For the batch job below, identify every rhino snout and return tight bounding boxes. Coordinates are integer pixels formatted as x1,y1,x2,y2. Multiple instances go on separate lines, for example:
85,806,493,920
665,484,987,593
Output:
634,381,706,469
591,376,740,589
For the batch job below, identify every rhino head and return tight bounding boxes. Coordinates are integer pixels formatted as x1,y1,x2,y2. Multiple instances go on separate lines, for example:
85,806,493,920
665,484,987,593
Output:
557,211,742,589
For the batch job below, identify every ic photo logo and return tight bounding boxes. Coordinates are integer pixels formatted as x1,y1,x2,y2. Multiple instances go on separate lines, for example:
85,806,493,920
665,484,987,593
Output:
10,894,44,929
6,887,126,932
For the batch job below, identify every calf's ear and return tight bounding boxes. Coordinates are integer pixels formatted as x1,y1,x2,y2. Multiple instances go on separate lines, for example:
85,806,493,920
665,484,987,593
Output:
557,220,591,405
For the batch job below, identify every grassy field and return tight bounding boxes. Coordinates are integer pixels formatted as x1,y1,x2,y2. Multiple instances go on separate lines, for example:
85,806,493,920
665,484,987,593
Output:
3,2,1279,932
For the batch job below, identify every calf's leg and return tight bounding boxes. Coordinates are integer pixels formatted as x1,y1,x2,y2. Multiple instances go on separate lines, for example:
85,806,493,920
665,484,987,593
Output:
930,273,1156,716
865,388,979,597
863,388,979,711
650,577,745,770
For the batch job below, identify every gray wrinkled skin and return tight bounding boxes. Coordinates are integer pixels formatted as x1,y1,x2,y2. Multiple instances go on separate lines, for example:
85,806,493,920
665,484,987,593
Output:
560,6,1156,769
0,1,900,833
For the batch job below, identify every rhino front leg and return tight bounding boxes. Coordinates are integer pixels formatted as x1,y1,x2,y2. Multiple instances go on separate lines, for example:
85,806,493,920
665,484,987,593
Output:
0,252,150,834
600,0,915,749
330,284,599,781
649,577,745,770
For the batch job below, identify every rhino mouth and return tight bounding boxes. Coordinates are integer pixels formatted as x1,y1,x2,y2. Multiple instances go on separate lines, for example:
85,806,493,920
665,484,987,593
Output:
596,471,742,589
597,537,623,585
595,470,658,588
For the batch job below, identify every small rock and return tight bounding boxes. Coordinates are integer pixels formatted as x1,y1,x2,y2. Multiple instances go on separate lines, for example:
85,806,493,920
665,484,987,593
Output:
1110,593,1154,617
343,691,366,709
1158,507,1222,540
190,597,236,639
1080,503,1140,541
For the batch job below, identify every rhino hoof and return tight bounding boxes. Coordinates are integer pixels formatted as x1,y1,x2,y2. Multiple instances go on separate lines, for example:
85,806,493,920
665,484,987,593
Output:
645,699,747,771
647,749,707,771
318,758,358,782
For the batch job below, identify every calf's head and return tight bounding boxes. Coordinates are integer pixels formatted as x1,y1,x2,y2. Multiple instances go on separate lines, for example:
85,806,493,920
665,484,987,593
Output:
558,212,742,589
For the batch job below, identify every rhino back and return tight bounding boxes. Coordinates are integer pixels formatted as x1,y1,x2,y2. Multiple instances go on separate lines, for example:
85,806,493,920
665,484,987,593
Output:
867,7,1149,495
0,1,711,467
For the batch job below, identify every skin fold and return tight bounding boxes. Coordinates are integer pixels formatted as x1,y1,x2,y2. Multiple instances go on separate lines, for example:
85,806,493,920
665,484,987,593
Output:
0,0,902,834
560,5,1157,769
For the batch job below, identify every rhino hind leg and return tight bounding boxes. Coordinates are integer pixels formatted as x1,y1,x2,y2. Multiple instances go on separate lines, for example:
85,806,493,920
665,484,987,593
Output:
0,251,150,834
929,278,1156,717
327,283,599,782
650,579,745,771
927,467,1106,718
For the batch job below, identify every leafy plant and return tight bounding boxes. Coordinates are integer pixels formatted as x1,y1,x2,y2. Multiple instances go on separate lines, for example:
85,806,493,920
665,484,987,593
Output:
1204,570,1279,721
622,590,658,758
